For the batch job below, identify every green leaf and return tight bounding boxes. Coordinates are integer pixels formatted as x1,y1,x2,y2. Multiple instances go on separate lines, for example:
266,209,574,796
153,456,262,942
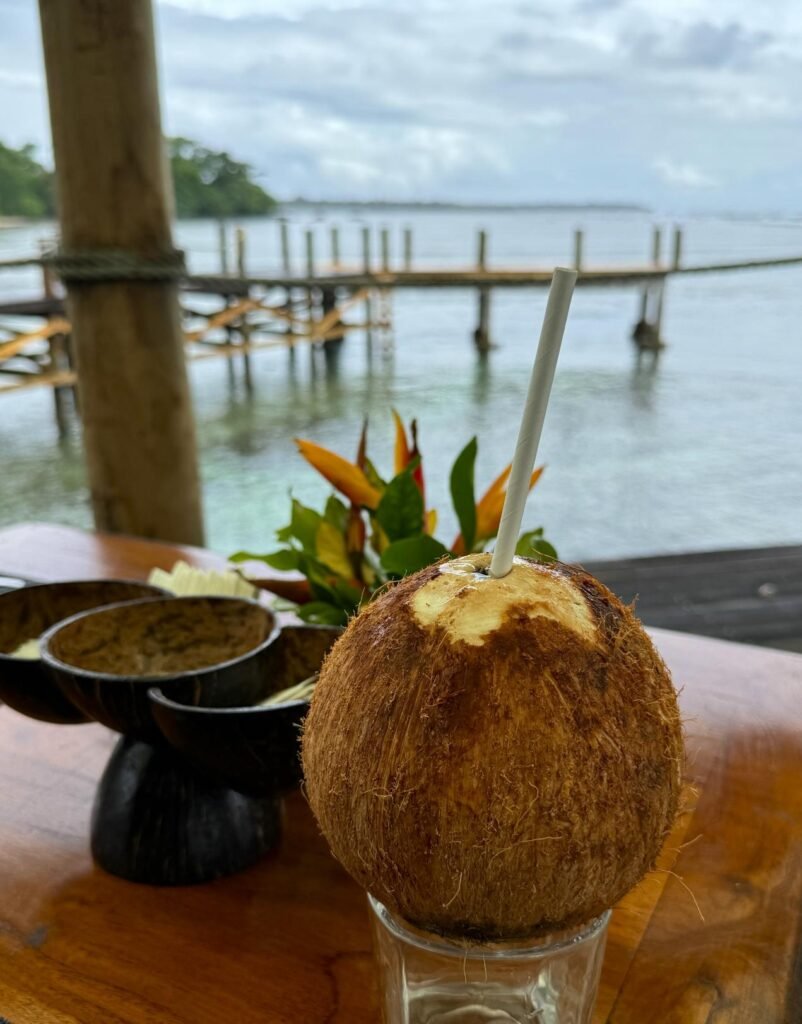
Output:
297,601,348,626
381,536,450,577
301,555,339,603
290,499,322,552
331,579,365,612
450,437,477,553
275,524,293,543
315,520,353,578
375,470,424,541
514,529,543,555
516,530,557,563
530,539,558,563
363,457,386,493
230,548,301,571
230,550,257,564
324,495,349,532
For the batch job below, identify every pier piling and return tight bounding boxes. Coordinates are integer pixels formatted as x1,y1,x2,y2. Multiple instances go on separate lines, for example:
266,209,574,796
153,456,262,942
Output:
474,229,492,353
361,226,373,345
573,229,584,272
305,230,317,333
280,220,291,274
652,226,662,267
672,227,683,270
40,238,71,436
218,221,229,275
236,226,253,392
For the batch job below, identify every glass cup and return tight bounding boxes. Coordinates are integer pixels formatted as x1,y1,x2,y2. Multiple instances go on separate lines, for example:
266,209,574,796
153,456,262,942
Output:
369,895,610,1024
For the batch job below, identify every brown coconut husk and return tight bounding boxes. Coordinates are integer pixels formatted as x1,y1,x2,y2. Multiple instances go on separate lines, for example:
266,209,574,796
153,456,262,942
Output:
302,556,683,941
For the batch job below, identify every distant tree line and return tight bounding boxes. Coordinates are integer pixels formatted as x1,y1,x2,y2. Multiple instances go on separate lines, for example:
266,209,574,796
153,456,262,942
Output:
167,138,276,217
0,143,54,217
0,138,276,219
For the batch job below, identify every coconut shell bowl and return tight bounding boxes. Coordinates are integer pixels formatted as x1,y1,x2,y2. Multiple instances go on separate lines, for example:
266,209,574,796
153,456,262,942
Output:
34,594,304,886
149,623,342,797
0,580,165,723
3,585,340,887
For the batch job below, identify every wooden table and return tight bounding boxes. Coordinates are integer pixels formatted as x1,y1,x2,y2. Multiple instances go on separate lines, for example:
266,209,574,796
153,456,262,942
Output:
1,523,801,1023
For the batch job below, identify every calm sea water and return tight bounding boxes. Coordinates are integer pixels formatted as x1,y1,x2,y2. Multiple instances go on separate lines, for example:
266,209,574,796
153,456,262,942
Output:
0,208,800,562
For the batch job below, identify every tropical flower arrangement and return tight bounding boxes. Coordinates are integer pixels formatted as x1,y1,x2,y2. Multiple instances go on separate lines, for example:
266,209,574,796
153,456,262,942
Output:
231,413,557,625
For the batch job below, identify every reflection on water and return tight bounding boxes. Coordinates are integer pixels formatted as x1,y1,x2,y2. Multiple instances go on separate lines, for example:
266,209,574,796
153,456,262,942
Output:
0,209,801,561
629,355,660,411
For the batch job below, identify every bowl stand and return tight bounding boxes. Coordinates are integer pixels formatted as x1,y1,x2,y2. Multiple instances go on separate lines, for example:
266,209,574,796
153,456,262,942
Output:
91,734,281,885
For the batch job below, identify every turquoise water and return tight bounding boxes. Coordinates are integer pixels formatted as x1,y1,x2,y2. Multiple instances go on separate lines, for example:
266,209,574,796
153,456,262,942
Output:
0,208,800,561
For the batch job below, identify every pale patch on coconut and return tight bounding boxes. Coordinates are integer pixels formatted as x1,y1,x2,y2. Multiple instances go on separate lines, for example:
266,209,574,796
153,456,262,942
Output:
411,553,597,647
303,557,684,942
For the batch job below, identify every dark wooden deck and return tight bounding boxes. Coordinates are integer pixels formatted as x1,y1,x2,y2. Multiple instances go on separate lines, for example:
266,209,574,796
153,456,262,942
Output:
585,544,802,652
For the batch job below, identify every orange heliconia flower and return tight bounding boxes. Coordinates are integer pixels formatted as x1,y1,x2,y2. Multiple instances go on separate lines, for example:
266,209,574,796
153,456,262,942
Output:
409,419,425,508
451,465,544,554
392,409,410,475
356,417,368,470
346,504,367,555
295,438,381,509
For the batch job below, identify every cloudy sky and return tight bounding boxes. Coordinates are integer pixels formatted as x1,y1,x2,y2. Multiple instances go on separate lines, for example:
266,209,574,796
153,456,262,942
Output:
1,0,801,211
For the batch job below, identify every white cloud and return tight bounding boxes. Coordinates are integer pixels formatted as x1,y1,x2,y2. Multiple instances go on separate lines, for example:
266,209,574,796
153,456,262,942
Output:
0,0,801,209
653,158,719,188
521,110,568,127
0,68,41,89
699,87,794,120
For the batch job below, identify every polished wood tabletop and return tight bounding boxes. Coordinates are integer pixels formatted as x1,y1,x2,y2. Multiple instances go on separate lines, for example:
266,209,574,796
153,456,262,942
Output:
0,522,801,1023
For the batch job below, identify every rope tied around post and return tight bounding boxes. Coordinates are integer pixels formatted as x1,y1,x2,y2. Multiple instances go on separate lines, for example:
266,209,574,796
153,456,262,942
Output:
43,247,187,283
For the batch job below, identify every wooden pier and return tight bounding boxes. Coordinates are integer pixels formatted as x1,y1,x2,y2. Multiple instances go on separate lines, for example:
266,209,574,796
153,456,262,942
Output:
2,221,802,431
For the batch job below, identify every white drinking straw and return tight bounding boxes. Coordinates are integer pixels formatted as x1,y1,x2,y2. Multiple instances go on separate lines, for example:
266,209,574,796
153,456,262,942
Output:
489,268,578,579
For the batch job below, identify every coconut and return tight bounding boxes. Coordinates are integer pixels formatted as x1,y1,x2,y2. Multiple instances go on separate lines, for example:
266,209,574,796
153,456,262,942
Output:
302,554,683,940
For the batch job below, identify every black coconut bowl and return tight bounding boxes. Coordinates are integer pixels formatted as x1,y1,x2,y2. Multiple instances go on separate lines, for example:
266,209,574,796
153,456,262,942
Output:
0,579,165,723
149,623,341,797
39,596,284,886
42,595,279,740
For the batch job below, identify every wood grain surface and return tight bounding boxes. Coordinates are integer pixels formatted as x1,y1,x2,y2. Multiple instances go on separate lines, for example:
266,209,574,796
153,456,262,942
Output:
1,523,801,1023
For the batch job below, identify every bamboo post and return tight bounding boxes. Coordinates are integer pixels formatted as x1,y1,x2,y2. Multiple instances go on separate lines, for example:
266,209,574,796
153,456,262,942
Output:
235,226,252,392
672,226,683,270
361,226,372,273
474,229,491,353
380,227,390,272
652,226,662,267
403,227,413,270
37,0,204,543
330,225,341,268
218,221,229,274
573,229,584,272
